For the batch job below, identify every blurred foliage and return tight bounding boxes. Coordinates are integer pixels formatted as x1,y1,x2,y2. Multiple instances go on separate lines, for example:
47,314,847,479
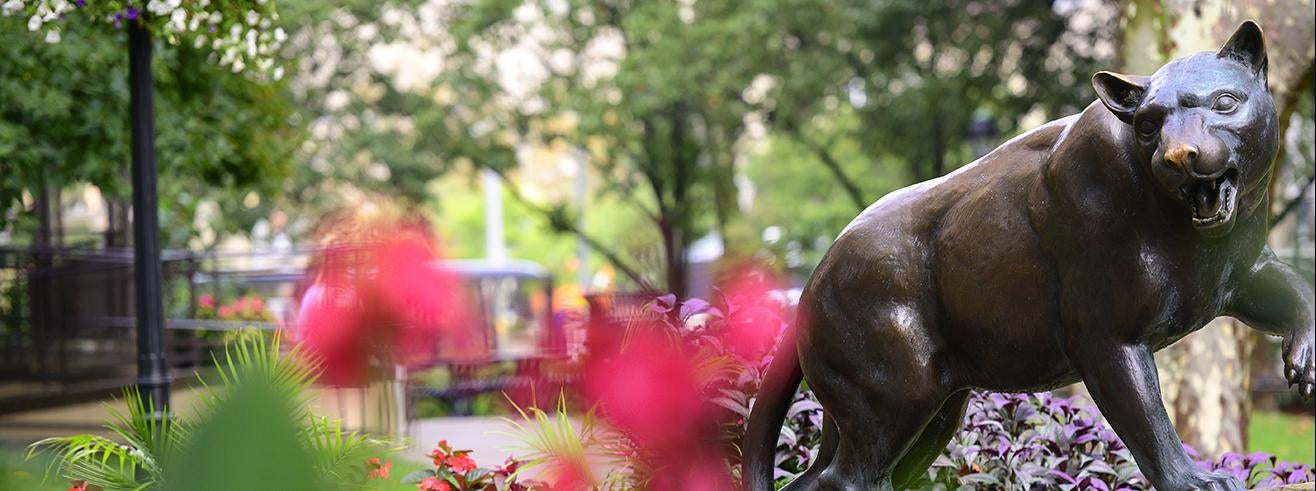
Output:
274,0,1114,290
2,0,286,77
744,0,1115,272
825,0,1115,181
0,13,298,246
3,0,1117,286
744,109,914,279
426,173,664,288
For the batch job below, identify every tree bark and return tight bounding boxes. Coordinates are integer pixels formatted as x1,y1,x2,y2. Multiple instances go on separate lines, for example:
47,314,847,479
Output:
659,216,687,299
1155,317,1256,458
1121,0,1316,459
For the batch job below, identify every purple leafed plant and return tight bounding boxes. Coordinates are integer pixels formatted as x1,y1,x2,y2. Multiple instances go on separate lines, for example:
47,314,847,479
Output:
921,391,1313,490
1197,451,1315,488
924,392,1149,490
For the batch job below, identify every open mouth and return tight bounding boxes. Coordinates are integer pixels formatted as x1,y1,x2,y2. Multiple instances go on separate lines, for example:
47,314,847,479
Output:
1181,168,1238,231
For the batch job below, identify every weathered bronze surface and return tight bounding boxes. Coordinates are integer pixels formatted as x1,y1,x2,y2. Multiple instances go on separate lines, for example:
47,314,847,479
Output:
743,21,1314,491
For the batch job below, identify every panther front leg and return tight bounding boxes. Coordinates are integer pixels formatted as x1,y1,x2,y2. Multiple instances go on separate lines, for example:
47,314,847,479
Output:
1069,343,1244,490
1227,247,1315,398
1068,342,1242,487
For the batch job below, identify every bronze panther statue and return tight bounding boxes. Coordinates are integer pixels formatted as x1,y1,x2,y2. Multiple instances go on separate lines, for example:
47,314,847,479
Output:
743,21,1313,491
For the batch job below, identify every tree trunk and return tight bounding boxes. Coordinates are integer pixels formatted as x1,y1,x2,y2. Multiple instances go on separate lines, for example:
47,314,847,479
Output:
105,197,131,248
659,216,687,299
1155,317,1256,458
1121,0,1316,459
35,184,54,250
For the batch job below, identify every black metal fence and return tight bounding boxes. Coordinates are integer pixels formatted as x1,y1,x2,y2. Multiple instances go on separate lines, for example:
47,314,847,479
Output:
0,245,580,418
0,246,295,413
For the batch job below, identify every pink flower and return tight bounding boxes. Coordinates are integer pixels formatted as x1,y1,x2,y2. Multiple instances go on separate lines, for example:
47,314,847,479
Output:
294,221,474,386
650,458,733,491
296,281,366,385
539,458,592,491
717,262,785,361
198,294,215,309
370,231,469,363
584,330,705,456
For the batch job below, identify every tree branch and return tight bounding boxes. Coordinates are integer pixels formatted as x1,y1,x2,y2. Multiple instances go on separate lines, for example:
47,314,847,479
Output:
788,128,868,212
1270,174,1315,230
487,167,656,291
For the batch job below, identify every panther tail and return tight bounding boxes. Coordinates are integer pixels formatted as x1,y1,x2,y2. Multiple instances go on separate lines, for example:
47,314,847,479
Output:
742,329,810,491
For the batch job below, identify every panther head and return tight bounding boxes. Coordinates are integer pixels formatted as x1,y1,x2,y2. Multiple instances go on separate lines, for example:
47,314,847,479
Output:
1091,21,1278,237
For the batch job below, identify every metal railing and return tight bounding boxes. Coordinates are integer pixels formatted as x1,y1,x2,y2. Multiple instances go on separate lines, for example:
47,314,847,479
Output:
0,245,580,417
0,245,299,413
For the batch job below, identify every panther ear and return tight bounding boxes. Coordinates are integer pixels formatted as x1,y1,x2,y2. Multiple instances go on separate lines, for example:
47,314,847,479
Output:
1092,71,1148,124
1218,20,1267,81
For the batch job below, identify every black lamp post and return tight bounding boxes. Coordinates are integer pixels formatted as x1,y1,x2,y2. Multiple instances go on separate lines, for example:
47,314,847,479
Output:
128,21,170,419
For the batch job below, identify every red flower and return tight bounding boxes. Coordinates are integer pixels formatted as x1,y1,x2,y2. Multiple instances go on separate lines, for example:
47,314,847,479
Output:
366,457,392,480
198,294,215,309
447,451,477,474
430,439,452,466
67,481,89,491
418,476,451,491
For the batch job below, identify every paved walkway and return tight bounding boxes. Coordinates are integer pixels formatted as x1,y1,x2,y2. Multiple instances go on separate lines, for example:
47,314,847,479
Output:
0,389,207,445
1,387,540,466
403,416,528,463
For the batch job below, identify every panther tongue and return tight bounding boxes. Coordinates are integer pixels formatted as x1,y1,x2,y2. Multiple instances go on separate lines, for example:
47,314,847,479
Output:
1194,181,1220,217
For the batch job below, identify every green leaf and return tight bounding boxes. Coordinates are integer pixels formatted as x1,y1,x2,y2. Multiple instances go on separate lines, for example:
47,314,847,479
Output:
163,375,318,491
400,469,437,484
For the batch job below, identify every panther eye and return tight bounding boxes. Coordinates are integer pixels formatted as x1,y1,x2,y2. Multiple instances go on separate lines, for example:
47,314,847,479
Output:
1213,94,1240,113
1137,119,1158,136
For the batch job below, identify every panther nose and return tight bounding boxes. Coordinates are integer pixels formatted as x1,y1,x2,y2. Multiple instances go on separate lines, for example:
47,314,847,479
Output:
1164,144,1198,171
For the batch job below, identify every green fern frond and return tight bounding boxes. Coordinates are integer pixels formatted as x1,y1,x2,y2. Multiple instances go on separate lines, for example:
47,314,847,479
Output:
26,434,148,491
103,385,186,477
301,414,404,490
498,392,639,489
198,330,321,418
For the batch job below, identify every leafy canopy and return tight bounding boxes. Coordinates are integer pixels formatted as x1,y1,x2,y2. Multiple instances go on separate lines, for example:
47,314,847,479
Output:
0,12,297,244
